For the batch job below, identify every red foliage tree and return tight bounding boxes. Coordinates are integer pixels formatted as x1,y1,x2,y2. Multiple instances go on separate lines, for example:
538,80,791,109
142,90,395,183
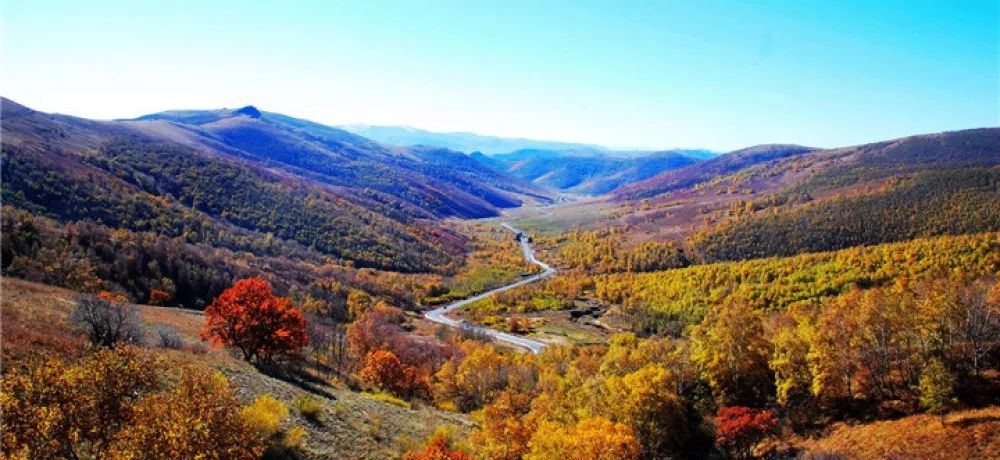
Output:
714,406,779,459
98,291,128,303
402,434,471,460
346,307,401,359
359,350,430,400
200,278,307,363
148,289,171,306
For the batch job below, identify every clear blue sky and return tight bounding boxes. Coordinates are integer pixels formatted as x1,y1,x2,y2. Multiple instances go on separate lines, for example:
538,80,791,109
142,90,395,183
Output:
3,0,997,150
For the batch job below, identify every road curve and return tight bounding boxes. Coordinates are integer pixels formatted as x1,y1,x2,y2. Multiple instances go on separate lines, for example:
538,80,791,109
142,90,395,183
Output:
424,222,556,354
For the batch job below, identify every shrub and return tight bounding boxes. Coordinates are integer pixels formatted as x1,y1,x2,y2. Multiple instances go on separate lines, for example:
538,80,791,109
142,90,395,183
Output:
187,341,208,354
402,434,471,460
364,391,412,409
282,426,308,449
1,347,159,458
359,350,430,400
154,325,184,349
109,368,265,459
70,293,145,348
1,347,261,459
294,395,323,422
148,288,171,306
241,395,290,436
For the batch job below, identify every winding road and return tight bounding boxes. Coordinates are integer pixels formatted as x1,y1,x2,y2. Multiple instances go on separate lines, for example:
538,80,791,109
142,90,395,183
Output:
424,222,556,354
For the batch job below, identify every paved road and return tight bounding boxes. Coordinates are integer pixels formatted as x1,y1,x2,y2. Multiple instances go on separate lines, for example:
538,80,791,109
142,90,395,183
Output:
424,223,556,354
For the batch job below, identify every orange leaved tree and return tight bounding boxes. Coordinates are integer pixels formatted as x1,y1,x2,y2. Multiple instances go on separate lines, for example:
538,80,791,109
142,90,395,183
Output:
201,278,308,364
403,434,471,460
359,349,430,399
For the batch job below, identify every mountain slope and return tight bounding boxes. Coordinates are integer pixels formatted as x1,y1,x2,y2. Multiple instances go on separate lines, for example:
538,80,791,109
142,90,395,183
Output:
136,106,553,218
614,144,816,200
473,149,705,195
686,128,1000,261
593,128,1000,264
1,98,548,276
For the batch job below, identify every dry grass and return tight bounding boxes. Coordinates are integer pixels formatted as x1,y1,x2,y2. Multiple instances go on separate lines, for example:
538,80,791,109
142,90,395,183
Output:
1,278,85,363
794,406,1000,460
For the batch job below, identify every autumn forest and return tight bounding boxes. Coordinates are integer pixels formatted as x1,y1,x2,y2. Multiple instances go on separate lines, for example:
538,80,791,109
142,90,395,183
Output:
2,92,1000,460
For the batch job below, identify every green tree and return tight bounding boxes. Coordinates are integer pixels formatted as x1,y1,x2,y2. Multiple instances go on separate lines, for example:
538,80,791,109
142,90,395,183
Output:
919,358,956,424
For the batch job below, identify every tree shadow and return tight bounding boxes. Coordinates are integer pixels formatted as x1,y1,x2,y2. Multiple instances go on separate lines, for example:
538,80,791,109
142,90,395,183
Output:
948,414,1000,428
253,360,338,400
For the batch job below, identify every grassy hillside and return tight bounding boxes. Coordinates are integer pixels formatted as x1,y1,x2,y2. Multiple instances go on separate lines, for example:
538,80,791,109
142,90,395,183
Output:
614,144,815,200
791,406,1000,459
0,278,473,459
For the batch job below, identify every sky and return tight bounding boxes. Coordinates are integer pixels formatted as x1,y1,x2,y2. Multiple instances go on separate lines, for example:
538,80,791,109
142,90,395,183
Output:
3,0,998,151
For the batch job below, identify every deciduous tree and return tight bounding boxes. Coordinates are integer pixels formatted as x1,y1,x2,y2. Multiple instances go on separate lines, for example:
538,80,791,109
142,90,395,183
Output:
919,358,956,424
526,416,641,460
70,293,145,348
201,278,308,364
714,406,778,459
690,301,773,405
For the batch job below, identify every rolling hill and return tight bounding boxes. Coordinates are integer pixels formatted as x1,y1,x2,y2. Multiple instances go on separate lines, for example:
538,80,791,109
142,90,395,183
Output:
134,106,553,218
613,144,816,200
596,128,1000,263
0,97,552,306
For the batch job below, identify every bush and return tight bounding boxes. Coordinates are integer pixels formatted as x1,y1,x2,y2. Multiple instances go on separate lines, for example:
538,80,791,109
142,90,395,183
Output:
1,347,159,458
109,368,265,459
364,391,412,409
358,350,431,400
70,293,145,348
241,395,290,436
187,341,208,354
1,347,262,459
154,325,184,349
294,396,323,422
283,426,308,449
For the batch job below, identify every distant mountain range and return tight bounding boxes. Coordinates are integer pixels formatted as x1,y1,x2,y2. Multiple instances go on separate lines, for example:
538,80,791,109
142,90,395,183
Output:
339,124,609,155
338,124,719,195
473,149,710,195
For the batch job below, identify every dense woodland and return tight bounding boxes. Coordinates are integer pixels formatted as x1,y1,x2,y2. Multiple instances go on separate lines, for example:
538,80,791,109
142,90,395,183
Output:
549,228,688,274
598,232,1000,326
2,140,461,273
